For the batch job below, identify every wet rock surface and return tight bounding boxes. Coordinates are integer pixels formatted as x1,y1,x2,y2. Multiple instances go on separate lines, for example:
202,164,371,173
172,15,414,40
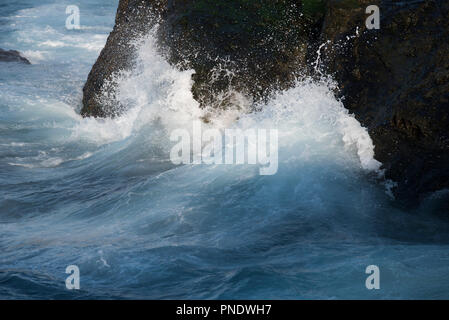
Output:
321,0,449,204
0,48,30,64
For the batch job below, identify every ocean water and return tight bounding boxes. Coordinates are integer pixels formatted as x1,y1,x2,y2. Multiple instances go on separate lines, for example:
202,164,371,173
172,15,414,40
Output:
1,0,449,300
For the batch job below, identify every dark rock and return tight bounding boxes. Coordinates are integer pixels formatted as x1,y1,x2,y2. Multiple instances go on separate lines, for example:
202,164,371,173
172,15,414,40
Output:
158,0,315,112
0,48,31,64
320,0,449,205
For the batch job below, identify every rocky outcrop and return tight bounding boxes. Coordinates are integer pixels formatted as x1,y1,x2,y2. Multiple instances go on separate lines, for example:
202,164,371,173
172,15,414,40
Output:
82,0,319,117
82,0,449,205
320,0,449,204
0,49,30,64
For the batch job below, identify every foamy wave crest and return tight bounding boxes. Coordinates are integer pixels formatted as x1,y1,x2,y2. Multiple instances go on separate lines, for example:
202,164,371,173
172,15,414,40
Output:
233,79,381,172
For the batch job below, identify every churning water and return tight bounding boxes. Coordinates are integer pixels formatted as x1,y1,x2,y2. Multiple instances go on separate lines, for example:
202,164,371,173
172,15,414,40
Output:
1,0,449,299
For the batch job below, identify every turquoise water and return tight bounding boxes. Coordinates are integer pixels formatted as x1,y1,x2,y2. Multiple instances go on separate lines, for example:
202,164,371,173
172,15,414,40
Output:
1,0,449,299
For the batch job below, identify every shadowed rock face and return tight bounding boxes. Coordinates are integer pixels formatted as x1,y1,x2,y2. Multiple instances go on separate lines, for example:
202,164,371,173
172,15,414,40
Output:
0,49,30,64
321,0,449,204
82,0,449,206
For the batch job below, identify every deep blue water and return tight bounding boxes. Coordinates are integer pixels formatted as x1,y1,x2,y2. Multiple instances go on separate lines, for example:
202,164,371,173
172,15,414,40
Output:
1,0,449,299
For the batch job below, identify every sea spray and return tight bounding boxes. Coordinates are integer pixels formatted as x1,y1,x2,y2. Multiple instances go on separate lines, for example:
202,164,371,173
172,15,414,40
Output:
73,31,382,175
3,1,449,300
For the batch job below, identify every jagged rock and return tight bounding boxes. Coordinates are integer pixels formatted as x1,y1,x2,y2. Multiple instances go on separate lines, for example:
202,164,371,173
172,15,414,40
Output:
0,48,30,64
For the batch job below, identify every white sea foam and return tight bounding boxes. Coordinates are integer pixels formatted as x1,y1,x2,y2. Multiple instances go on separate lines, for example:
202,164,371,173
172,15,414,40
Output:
70,30,381,173
5,3,113,64
21,50,48,63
